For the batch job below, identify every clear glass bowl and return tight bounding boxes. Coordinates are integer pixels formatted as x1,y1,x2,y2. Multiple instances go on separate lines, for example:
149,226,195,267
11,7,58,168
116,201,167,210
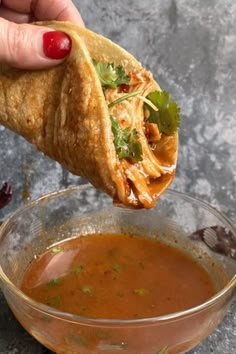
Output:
0,184,235,354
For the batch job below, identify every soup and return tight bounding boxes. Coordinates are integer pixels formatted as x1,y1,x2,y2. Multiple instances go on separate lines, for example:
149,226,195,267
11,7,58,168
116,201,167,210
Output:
21,233,215,319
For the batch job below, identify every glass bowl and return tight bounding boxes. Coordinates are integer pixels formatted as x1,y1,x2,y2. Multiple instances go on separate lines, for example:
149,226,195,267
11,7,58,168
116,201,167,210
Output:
0,184,235,354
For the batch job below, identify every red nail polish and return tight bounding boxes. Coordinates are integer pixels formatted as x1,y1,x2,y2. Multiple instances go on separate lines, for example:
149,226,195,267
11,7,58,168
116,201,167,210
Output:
43,31,72,60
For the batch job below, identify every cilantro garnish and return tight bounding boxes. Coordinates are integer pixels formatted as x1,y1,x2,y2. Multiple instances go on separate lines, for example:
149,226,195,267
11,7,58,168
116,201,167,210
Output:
81,286,93,295
72,264,84,273
93,59,130,88
107,248,117,257
49,295,61,307
145,91,180,135
110,115,143,162
112,263,122,273
47,277,61,287
70,333,88,346
51,246,64,254
133,288,149,296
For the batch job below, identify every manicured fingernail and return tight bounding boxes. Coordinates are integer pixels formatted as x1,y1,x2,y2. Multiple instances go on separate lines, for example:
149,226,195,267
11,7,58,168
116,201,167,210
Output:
43,31,72,60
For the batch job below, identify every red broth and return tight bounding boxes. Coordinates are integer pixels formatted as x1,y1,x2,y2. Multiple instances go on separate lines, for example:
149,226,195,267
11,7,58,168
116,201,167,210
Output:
21,233,215,319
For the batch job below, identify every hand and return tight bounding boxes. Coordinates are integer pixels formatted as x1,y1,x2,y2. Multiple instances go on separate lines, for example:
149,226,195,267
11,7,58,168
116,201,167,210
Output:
0,0,84,69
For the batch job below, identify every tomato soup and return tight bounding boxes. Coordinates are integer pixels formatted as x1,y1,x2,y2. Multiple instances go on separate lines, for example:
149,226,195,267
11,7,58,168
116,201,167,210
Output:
21,233,216,319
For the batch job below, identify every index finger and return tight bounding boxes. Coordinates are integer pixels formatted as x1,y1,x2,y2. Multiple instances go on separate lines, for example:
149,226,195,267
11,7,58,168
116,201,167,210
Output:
1,0,84,25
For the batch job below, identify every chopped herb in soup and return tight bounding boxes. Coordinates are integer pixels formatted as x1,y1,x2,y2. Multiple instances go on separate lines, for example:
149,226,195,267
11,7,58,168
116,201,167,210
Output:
21,233,216,319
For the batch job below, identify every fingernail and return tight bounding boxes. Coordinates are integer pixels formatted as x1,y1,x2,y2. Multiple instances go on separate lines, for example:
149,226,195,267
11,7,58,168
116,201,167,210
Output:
43,31,72,60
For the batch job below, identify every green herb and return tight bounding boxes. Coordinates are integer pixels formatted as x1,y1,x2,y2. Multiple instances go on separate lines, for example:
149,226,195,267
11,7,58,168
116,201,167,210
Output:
81,286,92,295
39,314,52,323
146,91,180,135
50,295,61,307
47,277,61,287
133,288,149,296
72,264,84,273
156,347,168,354
107,248,117,257
123,255,133,261
51,246,64,254
93,59,130,88
112,263,122,273
70,333,88,346
108,91,141,108
110,115,143,162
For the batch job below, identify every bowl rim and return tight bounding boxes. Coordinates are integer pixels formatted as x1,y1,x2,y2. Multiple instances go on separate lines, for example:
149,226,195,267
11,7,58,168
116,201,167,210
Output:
0,184,235,326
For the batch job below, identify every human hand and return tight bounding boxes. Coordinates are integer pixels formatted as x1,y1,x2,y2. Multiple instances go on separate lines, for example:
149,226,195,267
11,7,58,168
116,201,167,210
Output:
0,0,84,69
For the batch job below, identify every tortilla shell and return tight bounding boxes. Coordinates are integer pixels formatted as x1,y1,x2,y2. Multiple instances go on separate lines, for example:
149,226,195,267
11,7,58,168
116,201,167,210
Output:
0,21,178,207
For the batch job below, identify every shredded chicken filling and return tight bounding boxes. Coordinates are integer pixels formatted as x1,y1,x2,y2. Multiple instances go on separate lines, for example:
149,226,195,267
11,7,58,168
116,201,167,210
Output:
105,69,174,208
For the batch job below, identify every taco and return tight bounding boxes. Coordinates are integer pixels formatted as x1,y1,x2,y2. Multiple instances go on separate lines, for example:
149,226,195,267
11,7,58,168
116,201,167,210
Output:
0,21,180,209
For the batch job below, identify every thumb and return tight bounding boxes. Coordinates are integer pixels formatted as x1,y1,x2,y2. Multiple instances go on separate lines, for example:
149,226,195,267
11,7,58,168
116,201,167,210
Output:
0,18,72,69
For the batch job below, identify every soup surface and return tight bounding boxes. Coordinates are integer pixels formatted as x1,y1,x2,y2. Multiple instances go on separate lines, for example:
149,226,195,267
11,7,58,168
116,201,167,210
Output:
21,233,215,319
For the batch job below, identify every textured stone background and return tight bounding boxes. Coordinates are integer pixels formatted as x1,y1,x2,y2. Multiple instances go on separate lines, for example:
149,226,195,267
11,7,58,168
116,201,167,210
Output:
0,0,235,353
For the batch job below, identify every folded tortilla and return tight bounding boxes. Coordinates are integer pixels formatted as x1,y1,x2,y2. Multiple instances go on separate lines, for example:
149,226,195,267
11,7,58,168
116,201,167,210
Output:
0,21,178,209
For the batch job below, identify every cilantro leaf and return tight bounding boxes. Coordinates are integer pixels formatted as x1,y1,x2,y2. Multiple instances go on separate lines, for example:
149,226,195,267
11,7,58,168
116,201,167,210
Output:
72,264,84,273
93,59,130,88
133,288,149,296
49,295,61,307
51,246,64,254
47,277,61,287
112,263,122,273
70,333,88,346
146,91,180,135
81,286,93,295
110,116,143,162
